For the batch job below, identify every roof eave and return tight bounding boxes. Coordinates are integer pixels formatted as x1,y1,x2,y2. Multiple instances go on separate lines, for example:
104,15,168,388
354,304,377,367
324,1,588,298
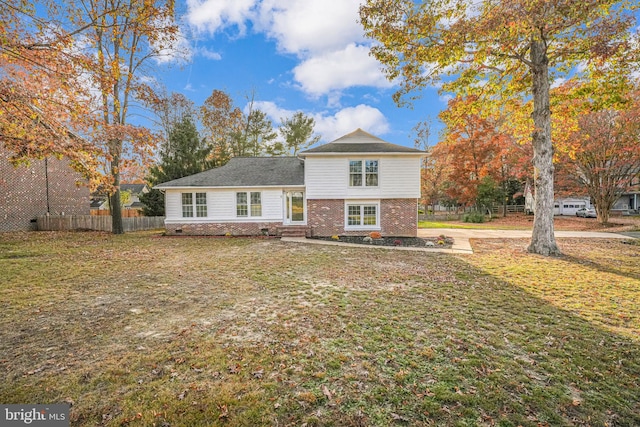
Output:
299,151,426,157
155,184,305,190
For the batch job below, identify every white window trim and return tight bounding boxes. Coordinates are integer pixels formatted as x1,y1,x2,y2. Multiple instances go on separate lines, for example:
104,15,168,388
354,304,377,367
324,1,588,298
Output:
236,191,263,218
181,192,207,218
348,159,379,188
344,200,381,231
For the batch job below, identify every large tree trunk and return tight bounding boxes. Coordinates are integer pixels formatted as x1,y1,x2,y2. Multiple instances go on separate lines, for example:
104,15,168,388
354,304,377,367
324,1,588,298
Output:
110,154,124,235
528,40,561,256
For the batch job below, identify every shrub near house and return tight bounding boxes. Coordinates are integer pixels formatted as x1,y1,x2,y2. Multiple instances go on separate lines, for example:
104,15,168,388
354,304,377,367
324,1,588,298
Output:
156,129,425,237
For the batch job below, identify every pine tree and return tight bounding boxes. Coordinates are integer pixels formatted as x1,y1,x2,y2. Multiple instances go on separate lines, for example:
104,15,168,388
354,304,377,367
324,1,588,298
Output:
140,115,212,216
279,112,321,155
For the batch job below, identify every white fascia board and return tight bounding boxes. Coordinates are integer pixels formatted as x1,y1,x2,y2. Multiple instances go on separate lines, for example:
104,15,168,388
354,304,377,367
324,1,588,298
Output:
156,185,305,191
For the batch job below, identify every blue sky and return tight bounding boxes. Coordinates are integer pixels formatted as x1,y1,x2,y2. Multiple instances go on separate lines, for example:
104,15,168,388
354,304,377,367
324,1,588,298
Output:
153,0,446,148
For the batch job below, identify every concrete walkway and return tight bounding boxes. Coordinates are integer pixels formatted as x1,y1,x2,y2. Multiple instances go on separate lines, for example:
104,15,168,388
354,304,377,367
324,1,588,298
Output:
419,228,633,254
282,229,634,255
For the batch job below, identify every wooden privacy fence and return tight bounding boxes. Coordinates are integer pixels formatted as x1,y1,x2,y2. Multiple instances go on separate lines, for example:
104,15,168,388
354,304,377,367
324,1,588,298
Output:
37,215,165,232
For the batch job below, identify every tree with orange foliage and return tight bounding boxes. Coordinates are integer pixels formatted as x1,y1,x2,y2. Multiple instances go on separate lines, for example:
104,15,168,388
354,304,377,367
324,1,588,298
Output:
558,100,640,224
0,0,101,178
1,0,179,234
436,97,531,211
76,0,179,233
361,0,638,255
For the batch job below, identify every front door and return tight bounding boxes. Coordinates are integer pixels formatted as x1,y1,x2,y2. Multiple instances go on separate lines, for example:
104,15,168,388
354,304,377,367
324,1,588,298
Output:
285,191,305,224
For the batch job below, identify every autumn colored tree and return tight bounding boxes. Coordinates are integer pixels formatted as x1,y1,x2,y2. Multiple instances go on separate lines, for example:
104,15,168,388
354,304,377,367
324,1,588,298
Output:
560,106,640,224
279,112,321,155
146,90,197,147
413,120,440,211
75,0,179,234
200,89,244,166
0,0,101,179
437,96,531,211
360,0,638,255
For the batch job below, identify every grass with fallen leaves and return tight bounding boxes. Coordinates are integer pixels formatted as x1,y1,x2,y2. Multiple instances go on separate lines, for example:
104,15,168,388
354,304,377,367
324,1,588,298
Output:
1,231,639,426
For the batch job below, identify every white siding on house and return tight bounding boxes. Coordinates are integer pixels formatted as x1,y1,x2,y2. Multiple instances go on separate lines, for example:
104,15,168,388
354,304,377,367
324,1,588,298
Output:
305,155,421,199
164,188,285,222
553,198,589,216
165,191,182,219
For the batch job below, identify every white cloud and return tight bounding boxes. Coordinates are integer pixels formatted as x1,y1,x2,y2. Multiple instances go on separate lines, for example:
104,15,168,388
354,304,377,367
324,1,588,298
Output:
293,44,392,97
198,47,222,60
248,101,295,122
255,0,364,55
186,0,256,34
438,94,453,104
550,77,567,89
184,0,393,102
244,101,389,143
154,27,193,64
314,104,389,142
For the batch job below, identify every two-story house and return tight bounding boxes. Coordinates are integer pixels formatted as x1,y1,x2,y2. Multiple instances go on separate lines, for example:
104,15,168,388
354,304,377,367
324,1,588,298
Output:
156,129,425,237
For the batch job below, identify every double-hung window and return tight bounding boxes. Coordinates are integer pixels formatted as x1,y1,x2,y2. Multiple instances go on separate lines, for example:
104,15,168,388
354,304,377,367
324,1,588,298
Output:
182,192,207,218
346,202,379,229
237,192,262,217
349,160,378,187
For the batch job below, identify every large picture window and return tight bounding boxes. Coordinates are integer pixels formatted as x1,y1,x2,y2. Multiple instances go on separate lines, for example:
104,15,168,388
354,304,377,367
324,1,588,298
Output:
182,192,207,218
345,202,379,228
237,192,262,217
349,160,378,187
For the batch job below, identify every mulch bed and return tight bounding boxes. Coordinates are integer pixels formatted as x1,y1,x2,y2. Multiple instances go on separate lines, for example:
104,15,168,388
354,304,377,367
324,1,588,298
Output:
311,235,454,248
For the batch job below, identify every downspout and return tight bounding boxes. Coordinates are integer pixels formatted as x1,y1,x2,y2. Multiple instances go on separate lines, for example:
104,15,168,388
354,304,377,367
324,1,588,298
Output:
45,157,51,214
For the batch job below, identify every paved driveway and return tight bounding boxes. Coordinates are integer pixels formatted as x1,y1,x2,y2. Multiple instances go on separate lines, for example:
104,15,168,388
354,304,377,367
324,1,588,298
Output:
418,228,633,254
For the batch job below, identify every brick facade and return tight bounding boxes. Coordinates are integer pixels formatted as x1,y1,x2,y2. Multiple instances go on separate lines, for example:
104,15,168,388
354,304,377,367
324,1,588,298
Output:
307,198,418,237
165,221,281,236
0,144,89,232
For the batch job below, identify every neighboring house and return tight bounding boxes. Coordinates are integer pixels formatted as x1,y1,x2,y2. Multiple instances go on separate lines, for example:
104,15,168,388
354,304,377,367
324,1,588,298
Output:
554,197,590,216
524,180,534,215
156,129,425,237
522,180,594,216
613,191,639,214
91,183,150,211
120,183,149,210
0,143,89,232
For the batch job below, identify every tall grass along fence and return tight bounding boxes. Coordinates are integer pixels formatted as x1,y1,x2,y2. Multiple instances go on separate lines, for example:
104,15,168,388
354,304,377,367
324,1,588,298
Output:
37,215,165,232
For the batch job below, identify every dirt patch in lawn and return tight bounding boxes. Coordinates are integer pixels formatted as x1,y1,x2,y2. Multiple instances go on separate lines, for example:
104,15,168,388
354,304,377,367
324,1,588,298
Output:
1,231,639,426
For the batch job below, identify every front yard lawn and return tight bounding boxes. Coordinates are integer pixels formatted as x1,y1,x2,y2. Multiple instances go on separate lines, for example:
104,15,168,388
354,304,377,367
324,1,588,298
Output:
1,232,639,426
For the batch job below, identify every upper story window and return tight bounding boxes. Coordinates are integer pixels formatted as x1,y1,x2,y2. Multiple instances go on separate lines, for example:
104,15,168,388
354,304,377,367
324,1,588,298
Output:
182,192,207,218
349,160,378,187
237,192,262,217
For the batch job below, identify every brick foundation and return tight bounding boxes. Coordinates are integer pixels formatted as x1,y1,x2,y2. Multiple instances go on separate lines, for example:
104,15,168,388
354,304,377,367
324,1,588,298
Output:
165,221,281,236
1,144,89,232
307,198,417,237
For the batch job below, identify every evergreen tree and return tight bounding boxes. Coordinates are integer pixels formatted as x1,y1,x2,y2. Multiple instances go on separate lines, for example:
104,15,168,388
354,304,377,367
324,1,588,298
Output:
279,112,321,155
140,115,212,216
246,109,278,156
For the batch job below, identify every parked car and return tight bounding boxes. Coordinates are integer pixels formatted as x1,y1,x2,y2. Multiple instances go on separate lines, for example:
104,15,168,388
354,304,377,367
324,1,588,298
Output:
576,207,597,218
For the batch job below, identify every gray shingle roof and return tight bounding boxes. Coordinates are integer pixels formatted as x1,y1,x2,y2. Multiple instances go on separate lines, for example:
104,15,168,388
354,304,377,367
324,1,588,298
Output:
155,157,305,188
300,128,425,155
120,183,147,194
